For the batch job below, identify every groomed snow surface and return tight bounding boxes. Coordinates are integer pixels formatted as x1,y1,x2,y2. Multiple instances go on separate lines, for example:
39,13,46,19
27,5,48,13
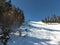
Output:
8,21,60,45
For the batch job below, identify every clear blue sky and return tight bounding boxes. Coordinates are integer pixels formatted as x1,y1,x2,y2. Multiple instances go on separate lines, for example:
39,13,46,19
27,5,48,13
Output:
11,0,60,21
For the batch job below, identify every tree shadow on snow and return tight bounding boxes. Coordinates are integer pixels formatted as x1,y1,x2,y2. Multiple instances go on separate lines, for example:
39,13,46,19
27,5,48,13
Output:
29,25,60,32
8,33,55,45
16,36,52,45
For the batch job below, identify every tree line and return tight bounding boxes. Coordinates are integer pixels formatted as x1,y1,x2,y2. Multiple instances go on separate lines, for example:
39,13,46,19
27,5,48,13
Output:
42,14,60,23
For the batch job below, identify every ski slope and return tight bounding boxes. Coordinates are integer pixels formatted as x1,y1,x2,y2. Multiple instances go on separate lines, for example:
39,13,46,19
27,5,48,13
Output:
8,21,60,45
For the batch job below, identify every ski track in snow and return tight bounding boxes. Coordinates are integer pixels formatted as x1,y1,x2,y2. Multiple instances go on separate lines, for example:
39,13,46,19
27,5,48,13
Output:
8,21,60,45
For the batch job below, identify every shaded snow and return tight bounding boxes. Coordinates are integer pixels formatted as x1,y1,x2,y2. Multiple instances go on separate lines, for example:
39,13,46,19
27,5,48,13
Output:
7,21,60,45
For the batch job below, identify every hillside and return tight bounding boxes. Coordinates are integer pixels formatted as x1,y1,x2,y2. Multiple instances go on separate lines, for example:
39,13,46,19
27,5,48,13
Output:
7,21,60,45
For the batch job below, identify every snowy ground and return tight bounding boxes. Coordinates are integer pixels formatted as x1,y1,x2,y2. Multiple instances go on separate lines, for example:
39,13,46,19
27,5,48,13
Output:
8,21,60,45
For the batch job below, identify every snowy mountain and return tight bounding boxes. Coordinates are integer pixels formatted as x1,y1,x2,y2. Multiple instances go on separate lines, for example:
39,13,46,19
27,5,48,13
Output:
8,21,60,45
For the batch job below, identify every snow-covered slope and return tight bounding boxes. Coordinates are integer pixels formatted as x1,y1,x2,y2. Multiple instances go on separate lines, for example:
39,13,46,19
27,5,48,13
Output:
8,21,60,45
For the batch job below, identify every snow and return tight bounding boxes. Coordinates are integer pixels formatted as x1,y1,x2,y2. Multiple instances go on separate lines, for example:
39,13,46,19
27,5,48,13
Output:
14,31,20,36
8,21,60,45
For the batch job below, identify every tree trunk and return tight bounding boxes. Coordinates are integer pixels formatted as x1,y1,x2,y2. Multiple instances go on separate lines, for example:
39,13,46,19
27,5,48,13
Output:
2,39,8,45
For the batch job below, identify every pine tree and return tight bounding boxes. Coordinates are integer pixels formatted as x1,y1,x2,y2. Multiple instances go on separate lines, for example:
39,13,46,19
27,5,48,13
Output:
0,0,25,45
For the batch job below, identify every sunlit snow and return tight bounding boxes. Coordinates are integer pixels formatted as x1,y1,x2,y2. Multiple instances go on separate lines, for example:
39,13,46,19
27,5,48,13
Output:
8,21,60,45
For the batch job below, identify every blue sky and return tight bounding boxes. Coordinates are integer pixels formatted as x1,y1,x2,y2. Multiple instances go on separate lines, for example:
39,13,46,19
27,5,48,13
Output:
11,0,60,21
